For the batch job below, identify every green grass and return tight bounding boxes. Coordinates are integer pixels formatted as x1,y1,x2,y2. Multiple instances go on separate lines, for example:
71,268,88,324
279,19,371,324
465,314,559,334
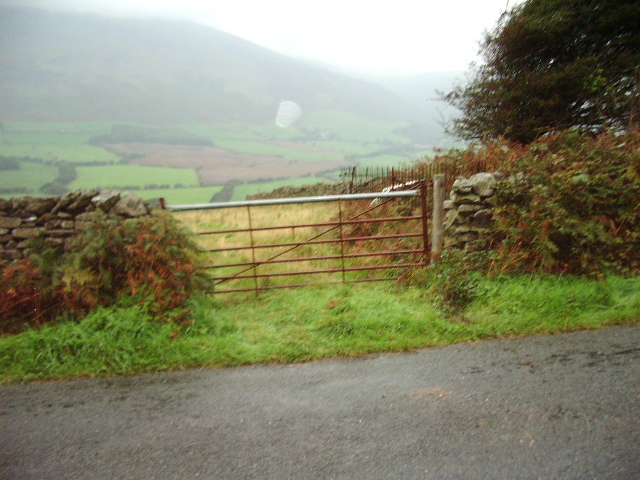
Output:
4,121,115,134
465,275,640,334
0,121,120,163
69,165,199,190
213,139,335,161
356,155,414,169
0,161,59,193
1,275,638,384
232,177,335,200
132,186,224,205
0,144,120,163
299,110,411,143
183,121,420,165
182,122,301,142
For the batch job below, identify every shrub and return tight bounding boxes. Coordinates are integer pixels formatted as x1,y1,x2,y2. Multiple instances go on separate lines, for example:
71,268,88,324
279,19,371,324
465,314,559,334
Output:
490,130,640,275
407,250,488,313
422,129,640,276
0,258,64,334
0,212,211,334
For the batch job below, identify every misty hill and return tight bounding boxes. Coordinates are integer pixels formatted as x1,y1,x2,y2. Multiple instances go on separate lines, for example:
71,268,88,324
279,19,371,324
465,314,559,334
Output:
0,7,428,125
376,72,463,119
373,71,465,146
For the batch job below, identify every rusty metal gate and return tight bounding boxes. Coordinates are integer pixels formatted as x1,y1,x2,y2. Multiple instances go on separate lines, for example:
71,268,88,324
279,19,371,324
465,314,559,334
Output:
167,181,431,294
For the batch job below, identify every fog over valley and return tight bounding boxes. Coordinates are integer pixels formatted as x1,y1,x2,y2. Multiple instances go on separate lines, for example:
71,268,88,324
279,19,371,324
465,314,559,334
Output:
0,6,463,202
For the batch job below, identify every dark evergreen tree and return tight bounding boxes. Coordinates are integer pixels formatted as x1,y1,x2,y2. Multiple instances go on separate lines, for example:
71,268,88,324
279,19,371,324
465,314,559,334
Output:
444,0,640,143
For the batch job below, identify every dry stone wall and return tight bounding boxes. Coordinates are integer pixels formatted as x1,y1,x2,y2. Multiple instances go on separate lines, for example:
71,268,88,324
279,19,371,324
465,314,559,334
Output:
0,190,152,266
443,173,497,249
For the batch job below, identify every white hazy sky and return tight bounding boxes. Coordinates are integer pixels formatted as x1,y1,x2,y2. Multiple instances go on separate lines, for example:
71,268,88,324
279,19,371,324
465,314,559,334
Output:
5,0,523,74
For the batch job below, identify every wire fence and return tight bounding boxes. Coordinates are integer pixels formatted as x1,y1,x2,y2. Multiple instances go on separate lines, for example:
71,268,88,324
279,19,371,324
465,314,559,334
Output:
340,157,487,193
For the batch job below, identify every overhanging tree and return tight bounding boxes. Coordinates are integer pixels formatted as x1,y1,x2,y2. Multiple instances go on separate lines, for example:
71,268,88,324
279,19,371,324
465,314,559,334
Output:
444,0,640,143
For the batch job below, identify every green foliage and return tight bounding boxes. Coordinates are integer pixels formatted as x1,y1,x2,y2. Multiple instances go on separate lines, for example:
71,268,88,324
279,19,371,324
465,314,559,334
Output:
0,212,211,334
2,278,639,384
407,250,490,313
490,130,640,275
61,212,211,316
443,0,640,143
430,130,640,275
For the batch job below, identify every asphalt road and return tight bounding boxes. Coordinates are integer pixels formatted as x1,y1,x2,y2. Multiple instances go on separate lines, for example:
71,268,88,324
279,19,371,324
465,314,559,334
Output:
1,325,639,480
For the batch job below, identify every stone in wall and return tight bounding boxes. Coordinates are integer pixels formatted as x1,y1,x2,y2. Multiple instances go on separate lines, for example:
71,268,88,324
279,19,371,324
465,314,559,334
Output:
0,190,152,267
444,173,497,249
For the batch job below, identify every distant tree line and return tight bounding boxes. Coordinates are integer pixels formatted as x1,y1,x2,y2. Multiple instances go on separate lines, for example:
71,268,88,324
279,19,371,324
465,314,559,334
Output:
1,155,64,167
210,181,241,203
0,187,30,195
40,163,77,196
0,156,20,170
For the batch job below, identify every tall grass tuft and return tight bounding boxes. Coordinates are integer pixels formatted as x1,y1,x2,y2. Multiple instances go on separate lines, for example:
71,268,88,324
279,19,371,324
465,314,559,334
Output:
0,304,177,381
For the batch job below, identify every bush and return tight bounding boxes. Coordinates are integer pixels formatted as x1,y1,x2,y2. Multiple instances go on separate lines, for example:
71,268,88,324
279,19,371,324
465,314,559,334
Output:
407,250,489,314
490,130,640,275
0,258,64,334
0,212,211,334
424,129,640,276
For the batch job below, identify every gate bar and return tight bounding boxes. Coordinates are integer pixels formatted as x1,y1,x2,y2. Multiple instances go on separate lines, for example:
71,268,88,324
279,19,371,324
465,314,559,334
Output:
208,249,425,269
205,232,423,252
198,215,422,235
166,190,419,211
212,262,424,281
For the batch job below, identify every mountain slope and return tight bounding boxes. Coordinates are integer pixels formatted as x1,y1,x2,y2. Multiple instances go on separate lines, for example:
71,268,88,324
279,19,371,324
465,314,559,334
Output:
0,7,424,124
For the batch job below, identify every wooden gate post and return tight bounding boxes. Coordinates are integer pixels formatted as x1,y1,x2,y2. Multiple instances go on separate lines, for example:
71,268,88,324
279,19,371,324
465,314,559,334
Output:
419,180,430,261
431,174,445,264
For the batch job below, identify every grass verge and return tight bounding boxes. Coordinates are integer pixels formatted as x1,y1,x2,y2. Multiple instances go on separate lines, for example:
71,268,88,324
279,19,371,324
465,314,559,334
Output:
1,275,638,384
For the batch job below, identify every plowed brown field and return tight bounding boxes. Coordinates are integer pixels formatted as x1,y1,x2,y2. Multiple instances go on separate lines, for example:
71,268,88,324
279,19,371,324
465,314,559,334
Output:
105,143,348,185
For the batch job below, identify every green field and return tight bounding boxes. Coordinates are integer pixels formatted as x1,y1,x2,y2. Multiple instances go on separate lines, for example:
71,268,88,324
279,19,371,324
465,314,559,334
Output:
69,165,199,190
310,141,384,156
213,139,343,162
298,110,412,143
232,177,336,200
182,122,300,142
0,161,58,194
356,155,416,169
132,186,223,205
1,117,429,199
0,121,120,163
0,144,120,163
